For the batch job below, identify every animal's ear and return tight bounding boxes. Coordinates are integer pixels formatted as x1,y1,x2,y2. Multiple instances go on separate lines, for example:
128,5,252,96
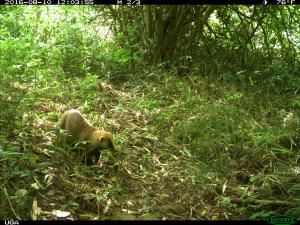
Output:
99,136,104,142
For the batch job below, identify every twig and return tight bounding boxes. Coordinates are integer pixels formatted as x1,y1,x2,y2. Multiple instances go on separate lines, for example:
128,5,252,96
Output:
1,187,21,220
231,197,299,207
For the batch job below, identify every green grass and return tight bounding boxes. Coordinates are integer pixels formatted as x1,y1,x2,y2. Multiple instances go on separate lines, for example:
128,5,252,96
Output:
1,70,299,220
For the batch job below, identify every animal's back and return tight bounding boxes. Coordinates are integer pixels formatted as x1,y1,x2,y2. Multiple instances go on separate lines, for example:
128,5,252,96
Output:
59,109,93,141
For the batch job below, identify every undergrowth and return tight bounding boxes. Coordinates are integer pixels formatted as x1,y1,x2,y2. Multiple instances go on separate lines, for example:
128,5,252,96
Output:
1,68,299,220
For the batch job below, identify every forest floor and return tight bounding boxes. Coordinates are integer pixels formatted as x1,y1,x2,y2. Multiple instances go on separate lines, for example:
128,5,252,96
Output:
1,71,299,220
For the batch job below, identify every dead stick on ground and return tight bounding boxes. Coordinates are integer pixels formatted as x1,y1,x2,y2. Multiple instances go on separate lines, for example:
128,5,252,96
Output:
231,197,299,207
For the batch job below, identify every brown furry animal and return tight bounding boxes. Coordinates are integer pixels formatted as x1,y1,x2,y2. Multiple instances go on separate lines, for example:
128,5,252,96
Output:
58,109,115,163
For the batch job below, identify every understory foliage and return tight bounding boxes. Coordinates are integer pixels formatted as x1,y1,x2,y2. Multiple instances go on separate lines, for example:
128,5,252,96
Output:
0,6,299,220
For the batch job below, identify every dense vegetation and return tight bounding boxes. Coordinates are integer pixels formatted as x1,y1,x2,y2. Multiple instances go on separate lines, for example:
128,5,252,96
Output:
0,6,299,220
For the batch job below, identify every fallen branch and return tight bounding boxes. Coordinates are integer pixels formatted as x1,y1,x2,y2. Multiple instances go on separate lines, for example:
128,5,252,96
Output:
230,197,299,207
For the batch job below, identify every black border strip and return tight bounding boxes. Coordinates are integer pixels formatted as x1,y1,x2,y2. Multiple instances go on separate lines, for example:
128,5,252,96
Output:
0,220,273,224
0,0,296,5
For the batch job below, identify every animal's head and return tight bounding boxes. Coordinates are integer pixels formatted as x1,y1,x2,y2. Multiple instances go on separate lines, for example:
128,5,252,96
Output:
92,130,115,151
87,130,116,165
